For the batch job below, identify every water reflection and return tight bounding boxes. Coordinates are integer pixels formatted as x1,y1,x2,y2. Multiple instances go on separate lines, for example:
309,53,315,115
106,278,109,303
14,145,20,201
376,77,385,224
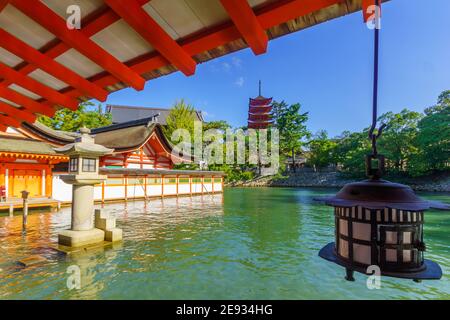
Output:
0,190,449,300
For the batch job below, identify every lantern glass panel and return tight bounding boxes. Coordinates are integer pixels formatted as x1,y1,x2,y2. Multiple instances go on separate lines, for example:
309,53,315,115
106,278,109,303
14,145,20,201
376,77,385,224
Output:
385,231,397,244
82,158,96,172
69,158,78,172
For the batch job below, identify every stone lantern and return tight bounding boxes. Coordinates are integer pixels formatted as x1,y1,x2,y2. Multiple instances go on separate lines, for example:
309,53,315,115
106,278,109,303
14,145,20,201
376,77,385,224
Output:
54,127,122,247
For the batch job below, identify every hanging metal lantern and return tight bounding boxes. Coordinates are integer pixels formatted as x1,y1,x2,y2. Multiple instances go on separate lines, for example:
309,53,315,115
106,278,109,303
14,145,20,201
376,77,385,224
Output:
317,1,450,282
318,170,449,281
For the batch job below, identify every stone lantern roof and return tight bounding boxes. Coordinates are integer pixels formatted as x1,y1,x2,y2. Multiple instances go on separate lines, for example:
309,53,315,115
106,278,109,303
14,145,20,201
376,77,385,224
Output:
54,127,113,157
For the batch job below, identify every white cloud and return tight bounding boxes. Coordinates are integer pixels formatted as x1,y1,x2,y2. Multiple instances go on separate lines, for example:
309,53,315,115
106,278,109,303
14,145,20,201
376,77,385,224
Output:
222,62,231,72
232,57,242,68
234,76,245,87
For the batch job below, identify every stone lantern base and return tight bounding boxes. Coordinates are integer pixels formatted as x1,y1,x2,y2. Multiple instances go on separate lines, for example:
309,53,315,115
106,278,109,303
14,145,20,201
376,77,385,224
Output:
58,229,105,248
58,209,122,248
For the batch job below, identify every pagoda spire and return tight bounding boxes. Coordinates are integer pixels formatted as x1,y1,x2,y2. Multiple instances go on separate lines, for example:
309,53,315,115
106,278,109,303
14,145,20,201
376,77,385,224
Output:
248,80,273,129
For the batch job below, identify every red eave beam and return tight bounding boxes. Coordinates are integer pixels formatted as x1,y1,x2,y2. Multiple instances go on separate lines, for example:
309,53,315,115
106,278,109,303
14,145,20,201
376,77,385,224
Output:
104,0,196,76
0,29,108,102
0,85,54,117
0,101,37,123
0,114,22,128
9,0,146,91
0,0,7,12
0,1,151,96
0,62,78,110
41,0,343,103
219,0,268,55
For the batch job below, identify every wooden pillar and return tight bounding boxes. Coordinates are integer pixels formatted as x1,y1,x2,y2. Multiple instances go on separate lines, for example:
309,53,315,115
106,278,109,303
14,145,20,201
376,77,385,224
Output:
189,176,192,196
201,176,204,196
144,175,147,200
124,175,128,202
101,181,105,205
45,166,53,198
139,147,144,169
161,175,164,198
0,167,5,188
212,176,214,194
221,176,224,192
176,175,179,196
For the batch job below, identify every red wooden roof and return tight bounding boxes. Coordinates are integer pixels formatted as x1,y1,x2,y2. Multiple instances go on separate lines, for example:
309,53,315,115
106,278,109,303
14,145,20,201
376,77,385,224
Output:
0,0,385,129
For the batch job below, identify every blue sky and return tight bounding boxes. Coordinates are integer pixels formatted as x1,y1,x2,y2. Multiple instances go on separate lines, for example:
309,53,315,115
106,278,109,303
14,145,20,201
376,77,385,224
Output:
105,0,450,137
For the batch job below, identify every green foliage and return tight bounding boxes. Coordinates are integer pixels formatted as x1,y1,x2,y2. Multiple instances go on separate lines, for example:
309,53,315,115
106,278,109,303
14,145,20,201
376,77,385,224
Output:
307,130,338,169
272,101,310,171
377,109,422,172
38,101,111,132
334,130,370,176
408,92,450,176
163,99,197,143
305,90,450,178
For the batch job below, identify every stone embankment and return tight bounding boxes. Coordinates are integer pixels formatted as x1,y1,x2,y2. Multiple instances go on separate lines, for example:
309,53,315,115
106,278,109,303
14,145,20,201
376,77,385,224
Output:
228,171,450,192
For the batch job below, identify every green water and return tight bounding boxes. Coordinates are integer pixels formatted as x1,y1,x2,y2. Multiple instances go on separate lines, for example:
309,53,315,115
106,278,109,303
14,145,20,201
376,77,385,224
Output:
0,187,449,300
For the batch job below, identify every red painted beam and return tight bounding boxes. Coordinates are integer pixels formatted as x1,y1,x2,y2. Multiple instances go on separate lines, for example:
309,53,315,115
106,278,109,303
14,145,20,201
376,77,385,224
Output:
0,101,37,123
104,0,196,76
10,0,145,91
0,124,7,132
0,86,54,117
0,1,150,91
43,0,343,102
0,114,22,128
0,63,78,110
219,0,268,55
0,29,108,102
0,0,8,12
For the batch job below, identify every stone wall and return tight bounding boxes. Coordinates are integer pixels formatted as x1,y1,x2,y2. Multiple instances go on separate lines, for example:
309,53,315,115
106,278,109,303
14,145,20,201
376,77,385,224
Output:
230,171,450,192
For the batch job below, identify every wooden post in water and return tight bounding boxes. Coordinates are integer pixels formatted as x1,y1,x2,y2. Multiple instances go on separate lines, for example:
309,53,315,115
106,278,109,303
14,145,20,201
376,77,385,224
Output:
21,190,29,230
9,203,14,217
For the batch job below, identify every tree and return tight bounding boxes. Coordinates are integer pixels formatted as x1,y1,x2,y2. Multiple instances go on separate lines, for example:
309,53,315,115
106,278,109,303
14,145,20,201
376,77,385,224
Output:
377,109,422,173
163,99,197,141
273,101,310,172
307,130,337,170
38,101,112,132
408,91,450,175
334,130,370,176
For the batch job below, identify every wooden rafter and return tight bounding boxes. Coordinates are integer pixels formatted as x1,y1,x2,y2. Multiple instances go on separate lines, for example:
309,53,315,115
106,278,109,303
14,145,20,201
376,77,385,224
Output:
55,0,343,101
0,62,78,110
0,0,7,12
0,114,21,128
104,0,196,76
9,0,146,91
219,0,268,55
0,29,108,102
0,101,37,123
0,85,54,117
0,1,150,94
0,0,345,129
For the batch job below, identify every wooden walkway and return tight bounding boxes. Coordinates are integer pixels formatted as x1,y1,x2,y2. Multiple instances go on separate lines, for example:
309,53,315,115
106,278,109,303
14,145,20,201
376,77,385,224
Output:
0,197,60,213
